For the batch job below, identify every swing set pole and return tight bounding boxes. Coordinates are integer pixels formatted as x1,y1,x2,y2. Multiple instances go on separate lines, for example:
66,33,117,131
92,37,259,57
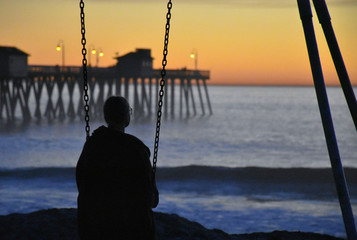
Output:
297,1,357,239
312,0,357,131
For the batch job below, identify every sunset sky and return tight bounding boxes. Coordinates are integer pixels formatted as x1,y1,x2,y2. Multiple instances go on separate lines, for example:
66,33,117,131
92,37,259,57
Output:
1,0,356,85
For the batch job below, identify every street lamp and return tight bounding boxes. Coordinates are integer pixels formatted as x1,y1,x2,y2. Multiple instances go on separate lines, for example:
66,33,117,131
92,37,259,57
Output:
56,40,65,68
190,49,198,70
96,48,104,67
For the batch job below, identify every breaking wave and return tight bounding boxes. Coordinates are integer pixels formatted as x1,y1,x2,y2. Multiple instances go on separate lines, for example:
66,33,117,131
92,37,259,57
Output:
1,165,356,200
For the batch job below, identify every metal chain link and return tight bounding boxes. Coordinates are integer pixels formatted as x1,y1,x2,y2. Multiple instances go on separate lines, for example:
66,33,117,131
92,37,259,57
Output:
80,0,90,140
152,0,173,174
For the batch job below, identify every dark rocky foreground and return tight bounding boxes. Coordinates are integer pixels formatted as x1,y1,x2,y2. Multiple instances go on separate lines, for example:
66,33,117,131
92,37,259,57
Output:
0,208,345,240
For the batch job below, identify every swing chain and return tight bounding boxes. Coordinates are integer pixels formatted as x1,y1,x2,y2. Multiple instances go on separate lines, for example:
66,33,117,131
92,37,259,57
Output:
152,0,172,174
80,0,90,140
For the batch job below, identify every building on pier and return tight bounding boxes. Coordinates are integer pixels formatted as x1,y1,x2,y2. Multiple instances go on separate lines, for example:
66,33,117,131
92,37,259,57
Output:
115,48,154,77
0,46,29,78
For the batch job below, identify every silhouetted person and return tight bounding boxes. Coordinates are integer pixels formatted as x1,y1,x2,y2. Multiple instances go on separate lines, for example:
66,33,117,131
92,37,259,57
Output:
76,96,159,240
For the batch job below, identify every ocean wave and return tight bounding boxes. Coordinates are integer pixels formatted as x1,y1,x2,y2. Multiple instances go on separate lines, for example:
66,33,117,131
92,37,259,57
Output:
157,165,357,183
156,165,357,200
1,166,356,200
0,167,75,180
1,165,356,183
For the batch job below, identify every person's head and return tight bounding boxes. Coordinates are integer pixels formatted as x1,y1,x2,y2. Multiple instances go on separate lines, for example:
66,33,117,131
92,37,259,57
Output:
103,96,131,129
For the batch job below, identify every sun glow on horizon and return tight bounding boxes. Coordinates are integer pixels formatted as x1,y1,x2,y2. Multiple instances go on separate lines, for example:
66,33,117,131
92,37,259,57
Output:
0,0,356,86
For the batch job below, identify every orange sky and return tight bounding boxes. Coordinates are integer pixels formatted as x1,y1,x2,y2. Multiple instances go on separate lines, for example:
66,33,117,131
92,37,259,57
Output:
1,0,356,86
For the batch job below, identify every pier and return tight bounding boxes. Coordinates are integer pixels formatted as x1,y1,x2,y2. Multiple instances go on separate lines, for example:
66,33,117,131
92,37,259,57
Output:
0,49,212,123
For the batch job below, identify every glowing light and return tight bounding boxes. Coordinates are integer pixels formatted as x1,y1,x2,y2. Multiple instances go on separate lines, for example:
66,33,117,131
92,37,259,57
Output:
56,40,65,67
190,49,198,70
91,49,96,55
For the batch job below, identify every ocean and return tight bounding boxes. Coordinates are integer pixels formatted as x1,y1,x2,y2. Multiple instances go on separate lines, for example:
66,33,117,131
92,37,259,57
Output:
0,86,356,238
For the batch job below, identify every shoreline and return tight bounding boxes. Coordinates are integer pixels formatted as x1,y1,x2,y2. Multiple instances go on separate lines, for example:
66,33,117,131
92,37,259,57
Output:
0,208,345,240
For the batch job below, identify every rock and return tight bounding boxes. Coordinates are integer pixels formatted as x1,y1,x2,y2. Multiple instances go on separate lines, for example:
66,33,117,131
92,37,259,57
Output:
0,208,345,240
0,208,78,240
154,212,236,240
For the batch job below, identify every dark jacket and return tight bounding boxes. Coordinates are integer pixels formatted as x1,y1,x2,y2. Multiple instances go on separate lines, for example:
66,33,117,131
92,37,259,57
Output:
76,126,158,240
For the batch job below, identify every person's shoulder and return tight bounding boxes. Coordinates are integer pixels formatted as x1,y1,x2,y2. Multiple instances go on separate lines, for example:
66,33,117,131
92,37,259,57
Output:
85,126,123,149
124,133,145,146
124,133,150,152
86,126,108,141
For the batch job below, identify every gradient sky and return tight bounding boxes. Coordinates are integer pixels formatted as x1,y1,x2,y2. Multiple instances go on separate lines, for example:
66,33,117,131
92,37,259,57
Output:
1,0,356,85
